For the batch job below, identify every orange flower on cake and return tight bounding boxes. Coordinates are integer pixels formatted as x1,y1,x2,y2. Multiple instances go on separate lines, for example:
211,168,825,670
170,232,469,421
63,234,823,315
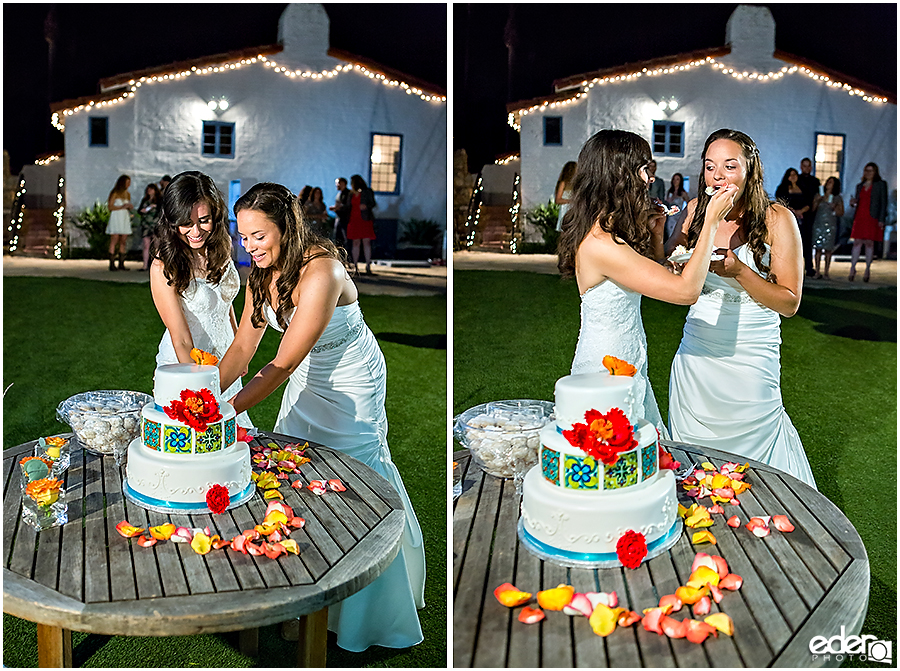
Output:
163,388,222,432
602,355,637,377
563,408,637,465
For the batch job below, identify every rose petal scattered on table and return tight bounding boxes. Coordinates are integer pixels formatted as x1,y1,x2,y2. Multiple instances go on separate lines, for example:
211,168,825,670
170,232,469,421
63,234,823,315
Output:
617,610,641,627
641,608,666,634
685,618,717,644
708,504,725,514
115,520,146,538
705,612,735,636
692,596,711,617
687,566,720,589
307,480,327,495
136,535,157,547
191,532,212,555
691,552,716,574
719,574,743,591
588,604,619,637
772,515,795,532
726,515,741,528
660,615,687,639
675,585,708,605
263,489,284,500
518,607,545,624
586,591,617,609
562,593,593,617
493,583,532,608
279,539,300,555
171,527,194,543
745,518,769,537
658,594,682,614
149,523,176,540
691,530,717,545
537,584,574,611
708,583,724,604
328,479,347,492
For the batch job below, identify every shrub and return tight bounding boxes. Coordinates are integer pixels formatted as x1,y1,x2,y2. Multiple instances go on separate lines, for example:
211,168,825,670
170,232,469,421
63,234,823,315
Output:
69,201,111,258
523,200,560,253
399,218,442,246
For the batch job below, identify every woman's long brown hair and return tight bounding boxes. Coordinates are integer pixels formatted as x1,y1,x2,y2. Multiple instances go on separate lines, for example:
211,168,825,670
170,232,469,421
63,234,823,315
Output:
234,182,344,330
558,129,654,277
152,171,232,296
686,129,775,281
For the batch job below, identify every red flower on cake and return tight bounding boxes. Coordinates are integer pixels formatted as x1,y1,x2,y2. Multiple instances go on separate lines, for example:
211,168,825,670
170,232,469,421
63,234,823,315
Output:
616,530,648,569
562,407,637,465
164,388,222,433
205,484,230,514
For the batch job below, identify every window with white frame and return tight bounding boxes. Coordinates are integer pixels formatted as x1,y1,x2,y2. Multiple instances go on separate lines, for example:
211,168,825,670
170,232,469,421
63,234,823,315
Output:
370,133,402,194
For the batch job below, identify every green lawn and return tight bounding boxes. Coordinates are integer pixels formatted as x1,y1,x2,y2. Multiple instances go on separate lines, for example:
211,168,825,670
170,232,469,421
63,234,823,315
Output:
454,270,896,664
3,277,447,668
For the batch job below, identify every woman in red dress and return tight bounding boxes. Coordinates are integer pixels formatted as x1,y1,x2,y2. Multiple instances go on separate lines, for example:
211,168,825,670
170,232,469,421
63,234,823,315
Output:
848,162,888,282
347,174,377,275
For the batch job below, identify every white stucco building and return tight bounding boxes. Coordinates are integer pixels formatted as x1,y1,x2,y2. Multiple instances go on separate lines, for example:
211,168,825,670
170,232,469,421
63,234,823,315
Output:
508,5,896,212
50,4,446,252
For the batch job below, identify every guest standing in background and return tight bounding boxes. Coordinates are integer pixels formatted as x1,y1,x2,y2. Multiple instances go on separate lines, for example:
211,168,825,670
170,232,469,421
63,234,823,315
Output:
137,182,162,271
303,186,331,237
810,176,843,280
554,161,577,231
775,168,807,224
106,174,133,271
665,172,690,239
159,174,172,195
347,174,377,276
848,162,888,282
797,158,820,277
647,160,666,202
298,185,313,207
330,176,353,246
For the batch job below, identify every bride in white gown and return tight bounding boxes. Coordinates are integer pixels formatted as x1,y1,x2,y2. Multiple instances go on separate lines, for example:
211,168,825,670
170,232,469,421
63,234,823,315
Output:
218,182,424,652
149,171,253,429
665,129,816,489
558,130,735,434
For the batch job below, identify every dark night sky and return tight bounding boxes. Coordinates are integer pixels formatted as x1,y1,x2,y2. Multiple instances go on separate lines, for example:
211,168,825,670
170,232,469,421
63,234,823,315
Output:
455,3,897,172
4,3,447,174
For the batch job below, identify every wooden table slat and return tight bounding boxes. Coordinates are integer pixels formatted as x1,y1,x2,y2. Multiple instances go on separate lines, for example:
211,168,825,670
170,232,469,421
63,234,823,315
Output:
231,497,304,587
452,455,478,591
82,453,110,604
167,513,216,596
143,508,190,597
541,560,575,667
288,472,359,556
568,568,610,668
57,445,85,601
505,525,542,669
303,453,375,540
319,449,394,518
619,558,678,668
190,511,243,593
3,452,27,571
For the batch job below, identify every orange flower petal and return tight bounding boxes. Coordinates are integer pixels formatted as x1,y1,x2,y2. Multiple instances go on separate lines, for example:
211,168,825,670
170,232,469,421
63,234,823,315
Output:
708,504,725,514
726,515,741,528
115,520,146,538
263,510,289,526
691,552,717,574
262,542,286,559
713,555,729,579
660,615,688,639
719,574,743,591
617,610,641,627
692,530,717,545
136,535,157,547
327,479,347,492
692,596,711,617
518,607,545,624
674,585,709,605
191,532,212,555
245,541,264,556
149,523,176,540
772,515,795,532
307,480,327,495
708,583,724,604
263,489,284,500
230,535,248,553
658,594,683,614
278,539,300,555
562,593,593,617
537,584,575,611
705,612,735,636
602,355,637,377
190,348,219,365
641,608,666,634
495,587,533,608
588,603,619,637
745,519,769,537
685,619,717,644
687,566,720,589
289,516,306,529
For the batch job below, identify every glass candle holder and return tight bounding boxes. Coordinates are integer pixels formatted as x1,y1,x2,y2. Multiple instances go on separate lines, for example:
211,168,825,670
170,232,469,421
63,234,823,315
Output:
34,436,71,477
19,456,55,494
21,479,67,532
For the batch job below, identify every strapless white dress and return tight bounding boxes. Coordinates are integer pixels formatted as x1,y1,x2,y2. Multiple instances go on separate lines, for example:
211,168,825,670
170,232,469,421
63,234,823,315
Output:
571,279,668,436
263,301,425,652
155,261,254,429
668,244,816,488
106,198,132,235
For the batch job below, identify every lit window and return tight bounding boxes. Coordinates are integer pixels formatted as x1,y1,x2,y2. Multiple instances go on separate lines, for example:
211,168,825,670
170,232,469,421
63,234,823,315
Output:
89,117,108,147
814,133,845,185
370,133,402,194
544,117,562,146
201,121,235,158
652,121,684,157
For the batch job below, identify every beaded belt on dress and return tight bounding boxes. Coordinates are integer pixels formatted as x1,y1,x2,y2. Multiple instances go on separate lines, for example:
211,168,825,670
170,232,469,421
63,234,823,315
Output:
311,320,364,353
701,287,761,305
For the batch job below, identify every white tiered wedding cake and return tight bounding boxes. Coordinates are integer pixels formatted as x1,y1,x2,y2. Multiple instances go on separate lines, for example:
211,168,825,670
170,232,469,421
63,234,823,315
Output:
123,363,253,513
519,367,680,567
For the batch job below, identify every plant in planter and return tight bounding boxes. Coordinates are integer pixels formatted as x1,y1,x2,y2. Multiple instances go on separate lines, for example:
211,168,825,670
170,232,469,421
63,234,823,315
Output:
69,201,111,259
523,200,560,254
398,218,442,259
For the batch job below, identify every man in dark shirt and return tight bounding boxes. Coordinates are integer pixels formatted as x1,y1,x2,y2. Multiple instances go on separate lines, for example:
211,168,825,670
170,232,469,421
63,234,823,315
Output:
796,158,820,277
329,177,352,246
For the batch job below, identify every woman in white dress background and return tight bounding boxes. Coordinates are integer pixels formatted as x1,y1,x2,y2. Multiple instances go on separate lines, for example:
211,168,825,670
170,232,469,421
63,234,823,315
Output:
557,129,736,434
664,129,816,488
106,174,133,271
149,171,253,429
217,182,424,652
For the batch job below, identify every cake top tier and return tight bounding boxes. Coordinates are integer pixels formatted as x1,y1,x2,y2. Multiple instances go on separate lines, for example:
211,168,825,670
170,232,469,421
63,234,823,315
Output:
555,372,637,428
154,363,221,407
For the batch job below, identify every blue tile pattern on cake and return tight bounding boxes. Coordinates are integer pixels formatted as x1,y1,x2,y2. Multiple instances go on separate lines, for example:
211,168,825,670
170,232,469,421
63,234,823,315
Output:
142,418,161,450
564,454,599,490
541,446,560,484
163,425,192,453
224,417,236,447
641,443,658,480
195,422,223,453
604,450,638,489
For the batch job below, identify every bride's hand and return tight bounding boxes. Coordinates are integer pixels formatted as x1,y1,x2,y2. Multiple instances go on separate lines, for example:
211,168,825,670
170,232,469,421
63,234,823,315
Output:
709,248,743,278
705,183,738,222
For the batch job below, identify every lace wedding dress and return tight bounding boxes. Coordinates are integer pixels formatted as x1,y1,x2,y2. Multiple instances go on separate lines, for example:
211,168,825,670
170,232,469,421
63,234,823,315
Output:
264,301,425,652
155,260,254,429
668,244,816,488
571,279,668,436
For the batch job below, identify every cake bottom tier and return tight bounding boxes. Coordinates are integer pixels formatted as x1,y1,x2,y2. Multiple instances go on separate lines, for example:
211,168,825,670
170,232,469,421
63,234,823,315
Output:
520,465,678,557
124,437,252,512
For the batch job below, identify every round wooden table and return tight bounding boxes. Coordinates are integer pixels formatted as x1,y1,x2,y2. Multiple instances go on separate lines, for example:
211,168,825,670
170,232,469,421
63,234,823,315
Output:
453,440,871,668
4,431,405,667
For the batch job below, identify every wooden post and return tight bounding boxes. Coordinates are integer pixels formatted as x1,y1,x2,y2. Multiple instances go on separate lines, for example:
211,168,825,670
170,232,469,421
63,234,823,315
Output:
238,627,259,658
296,607,328,667
36,624,72,668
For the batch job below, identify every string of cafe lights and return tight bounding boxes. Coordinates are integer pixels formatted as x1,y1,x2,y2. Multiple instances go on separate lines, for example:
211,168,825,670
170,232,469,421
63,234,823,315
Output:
35,154,62,166
508,56,891,131
53,176,65,259
508,173,521,253
464,175,484,248
495,154,519,166
52,54,445,132
7,177,26,253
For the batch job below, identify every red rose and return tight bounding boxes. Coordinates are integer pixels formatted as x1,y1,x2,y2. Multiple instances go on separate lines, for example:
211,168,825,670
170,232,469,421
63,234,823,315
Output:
616,530,648,569
206,484,230,514
164,388,222,433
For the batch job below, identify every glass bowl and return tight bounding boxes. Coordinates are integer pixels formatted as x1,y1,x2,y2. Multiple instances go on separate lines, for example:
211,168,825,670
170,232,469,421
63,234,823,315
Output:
57,391,152,456
453,399,554,478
